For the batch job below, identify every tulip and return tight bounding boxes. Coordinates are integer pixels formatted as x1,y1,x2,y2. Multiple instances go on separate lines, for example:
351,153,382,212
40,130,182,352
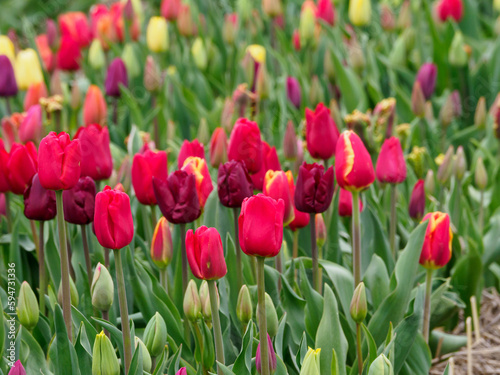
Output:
376,137,407,184
19,104,42,144
236,285,253,325
0,140,10,193
89,39,106,70
199,280,216,322
15,49,44,90
38,132,81,191
186,226,227,280
0,35,15,64
283,121,298,161
293,29,301,51
134,337,152,373
223,13,239,44
151,216,174,270
17,281,39,330
408,180,425,221
1,114,21,149
263,170,295,226
294,162,335,214
177,4,197,37
191,37,208,71
299,1,317,44
92,331,120,375
349,0,371,26
91,263,114,312
286,77,302,109
316,0,335,25
251,141,281,190
110,2,141,42
368,354,393,375
144,56,162,93
228,118,263,174
0,193,5,217
453,145,466,182
56,36,81,71
24,82,48,112
350,282,367,324
181,156,213,208
262,0,283,17
288,208,310,231
9,360,26,375
415,63,437,100
62,177,96,225
0,55,18,98
121,43,140,79
338,188,363,217
300,348,321,375
437,146,454,186
161,0,181,20
176,369,187,375
59,12,92,47
147,17,169,53
449,31,467,67
132,147,168,206
23,174,57,221
305,103,340,161
209,127,228,167
256,334,277,374
475,157,487,191
105,58,128,97
380,4,396,31
7,142,38,195
178,139,205,168
436,0,463,22
74,124,113,181
315,213,327,248
83,85,107,126
183,279,202,321
153,170,201,224
217,160,253,208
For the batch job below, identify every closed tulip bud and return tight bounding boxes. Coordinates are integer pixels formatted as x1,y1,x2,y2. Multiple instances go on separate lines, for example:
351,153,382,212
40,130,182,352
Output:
147,17,169,53
177,4,196,37
293,29,301,51
58,276,79,306
7,142,38,195
350,281,367,323
46,19,58,48
144,56,162,93
121,43,140,79
75,124,113,181
424,170,435,196
453,146,466,181
151,217,173,268
63,177,96,225
223,14,239,44
191,37,207,70
24,174,57,221
186,226,227,280
449,31,467,67
176,368,187,375
239,194,284,257
23,82,48,112
182,156,213,208
197,119,210,147
376,137,407,184
17,281,39,330
415,63,437,100
217,160,253,208
437,146,455,186
91,263,114,312
411,82,426,118
263,170,295,226
368,354,394,375
380,4,395,31
475,157,487,190
70,83,82,110
105,58,128,97
256,333,277,374
283,121,298,160
144,312,167,357
409,180,425,221
388,36,406,67
305,103,339,160
308,76,324,107
339,188,363,217
0,55,18,97
200,280,217,321
153,170,201,224
397,1,411,29
300,348,321,375
317,0,335,26
262,0,283,17
474,97,487,129
419,212,453,269
439,95,455,128
236,285,253,324
132,147,168,206
349,0,371,26
347,39,365,74
94,186,134,250
178,139,205,168
257,293,279,337
135,337,152,373
299,1,317,43
295,162,334,213
228,118,263,174
436,0,463,22
161,0,181,21
89,39,106,70
15,49,44,91
9,360,26,375
209,127,228,168
315,214,327,248
83,85,107,126
57,36,81,71
286,77,302,109
0,35,15,64
183,279,202,321
407,146,426,179
251,141,281,190
92,331,120,375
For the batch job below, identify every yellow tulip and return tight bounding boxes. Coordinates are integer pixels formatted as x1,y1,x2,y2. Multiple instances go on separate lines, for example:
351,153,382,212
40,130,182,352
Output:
147,16,169,53
15,49,44,90
0,35,15,64
349,0,372,26
191,37,207,71
246,44,266,64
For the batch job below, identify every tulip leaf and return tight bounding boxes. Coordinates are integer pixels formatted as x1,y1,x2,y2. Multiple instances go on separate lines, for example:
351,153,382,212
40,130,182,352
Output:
299,262,324,341
167,344,184,375
275,355,289,375
129,342,143,375
152,347,169,375
280,273,306,343
232,322,253,375
363,255,390,311
450,253,482,317
74,323,92,375
275,315,287,360
53,304,80,375
19,327,53,375
429,331,467,357
325,192,341,264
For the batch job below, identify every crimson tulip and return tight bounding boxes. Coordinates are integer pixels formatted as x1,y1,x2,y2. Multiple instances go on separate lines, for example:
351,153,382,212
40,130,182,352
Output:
23,173,57,221
132,146,168,205
151,216,173,269
316,0,335,25
305,103,339,161
217,160,253,208
56,36,81,71
19,104,42,144
105,58,128,97
294,162,335,213
161,0,181,21
228,118,263,174
0,140,10,193
7,142,38,195
251,141,281,190
58,12,92,47
63,176,96,225
83,85,107,126
375,136,407,184
263,170,295,226
436,0,463,22
186,226,227,280
0,194,5,217
74,124,113,181
209,127,228,168
178,139,205,168
338,188,363,217
0,55,18,97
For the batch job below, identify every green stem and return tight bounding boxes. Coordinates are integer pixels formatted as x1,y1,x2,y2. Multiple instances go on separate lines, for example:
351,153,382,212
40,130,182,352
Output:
310,213,319,292
81,225,92,289
5,97,12,115
293,230,299,282
151,205,157,231
352,191,361,287
5,192,12,232
114,249,132,374
152,96,160,148
208,280,224,374
160,267,168,293
256,257,269,375
453,179,462,230
479,190,484,235
56,190,72,340
179,223,190,341
356,323,363,375
39,221,46,315
422,268,434,343
389,184,397,259
233,208,242,292
104,247,110,268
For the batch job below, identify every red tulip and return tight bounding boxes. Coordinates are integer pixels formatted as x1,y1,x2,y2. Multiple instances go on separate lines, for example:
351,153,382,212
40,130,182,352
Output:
316,0,335,26
217,160,253,208
178,139,205,169
7,142,38,195
409,179,425,221
74,124,112,181
305,103,340,160
110,2,141,42
209,127,228,168
181,156,213,208
287,171,310,231
239,194,284,257
375,136,407,184
251,141,281,190
263,170,295,226
132,147,168,206
294,162,335,213
35,34,55,73
83,85,107,126
19,104,43,144
38,132,81,191
228,118,263,174
335,130,374,192
58,12,92,48
56,36,81,71
436,0,463,22
0,193,5,217
419,212,452,269
161,0,182,21
90,4,118,50
63,176,96,225
151,216,173,269
293,29,301,51
338,188,363,217
24,82,48,112
94,185,134,250
23,173,57,221
0,140,11,193
186,226,227,280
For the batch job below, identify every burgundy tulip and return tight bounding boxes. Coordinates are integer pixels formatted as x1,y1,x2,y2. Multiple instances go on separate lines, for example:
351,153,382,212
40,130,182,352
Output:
63,176,96,225
286,77,301,109
217,160,253,208
24,174,57,221
0,55,18,97
409,179,425,220
294,162,335,213
105,58,128,97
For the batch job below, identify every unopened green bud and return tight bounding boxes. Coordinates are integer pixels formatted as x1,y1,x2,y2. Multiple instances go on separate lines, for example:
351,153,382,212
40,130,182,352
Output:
299,2,316,44
144,312,167,357
17,281,39,330
135,336,152,373
257,293,279,337
449,31,468,67
397,1,411,29
350,282,367,323
348,39,366,74
424,170,435,196
122,43,140,79
144,56,162,93
309,76,324,108
408,146,426,179
474,97,487,129
199,280,216,322
255,65,269,100
300,348,321,375
368,354,394,375
91,263,114,312
197,118,210,146
475,157,487,190
315,214,327,248
89,39,105,70
192,37,208,71
183,280,201,322
92,331,120,375
237,0,252,21
236,285,253,325
453,146,467,181
324,51,335,82
411,82,426,118
437,146,455,186
58,277,79,307
389,36,406,67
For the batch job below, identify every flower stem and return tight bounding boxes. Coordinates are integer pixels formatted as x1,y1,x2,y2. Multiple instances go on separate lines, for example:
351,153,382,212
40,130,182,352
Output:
352,191,361,287
114,248,132,374
5,97,12,115
310,213,319,292
256,256,269,375
151,205,157,231
422,268,434,343
389,184,397,259
30,220,40,257
104,247,110,268
233,207,242,292
39,221,46,315
479,190,484,235
208,280,224,374
179,223,190,341
453,179,462,231
56,190,72,340
81,225,92,289
160,267,168,293
293,230,299,282
356,323,363,375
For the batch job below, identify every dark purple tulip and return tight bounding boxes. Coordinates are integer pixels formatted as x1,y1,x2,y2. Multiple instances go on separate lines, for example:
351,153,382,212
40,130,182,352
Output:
295,162,335,213
63,176,96,225
409,179,425,220
415,63,437,100
256,334,277,374
152,170,201,224
0,56,18,97
105,58,128,97
286,76,301,109
23,174,57,221
217,160,253,208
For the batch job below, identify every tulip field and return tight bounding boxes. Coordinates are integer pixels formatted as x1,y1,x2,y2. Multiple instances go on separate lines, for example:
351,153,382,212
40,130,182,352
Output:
2,0,500,374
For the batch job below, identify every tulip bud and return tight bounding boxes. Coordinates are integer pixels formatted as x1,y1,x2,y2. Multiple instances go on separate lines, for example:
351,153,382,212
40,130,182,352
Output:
144,312,167,357
262,0,283,17
397,1,411,29
89,39,106,70
92,331,120,375
474,97,487,130
223,14,239,44
286,77,302,109
424,170,435,197
349,0,371,26
151,217,173,269
183,280,202,322
315,214,327,248
437,146,455,185
453,146,466,181
17,281,39,330
209,127,227,168
91,263,114,312
236,285,253,325
449,31,467,67
293,29,301,51
415,63,437,100
419,212,453,269
58,277,79,306
19,104,42,144
255,65,269,99
147,17,169,53
197,118,210,146
191,37,207,71
121,43,140,79
9,360,26,375
350,282,367,323
389,36,406,67
475,157,487,190
0,55,18,98
144,56,162,93
409,180,425,221
257,293,279,337
83,85,107,126
380,4,395,31
338,188,363,217
177,4,196,37
105,58,128,97
300,348,321,375
283,121,298,160
176,369,187,375
135,337,152,373
199,280,216,321
368,354,394,375
408,146,426,179
411,82,426,118
376,137,407,184
299,1,317,44
256,333,277,374
436,0,463,22
15,49,44,90
439,94,455,128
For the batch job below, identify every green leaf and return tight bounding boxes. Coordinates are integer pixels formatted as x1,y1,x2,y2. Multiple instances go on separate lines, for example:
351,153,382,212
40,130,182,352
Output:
451,253,482,316
19,327,53,375
53,304,79,375
74,323,92,375
299,262,324,341
363,255,390,310
232,323,253,375
129,342,143,375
